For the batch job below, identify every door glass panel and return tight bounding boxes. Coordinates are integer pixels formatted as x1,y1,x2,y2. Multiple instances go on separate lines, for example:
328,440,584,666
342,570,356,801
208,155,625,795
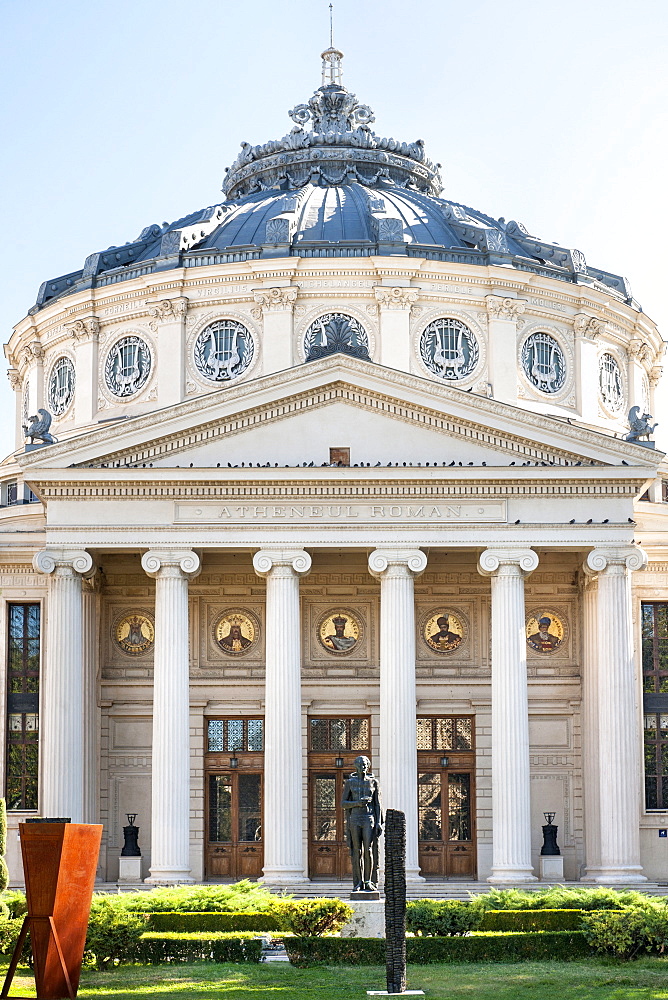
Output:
416,718,432,750
314,775,337,841
209,774,232,842
331,719,347,750
247,719,263,751
350,718,369,750
226,719,244,752
238,773,262,842
418,772,442,841
435,718,454,750
448,772,471,841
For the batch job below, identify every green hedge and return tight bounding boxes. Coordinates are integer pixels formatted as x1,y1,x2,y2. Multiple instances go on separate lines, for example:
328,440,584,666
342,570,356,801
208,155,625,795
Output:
581,906,668,959
472,886,663,912
407,900,480,937
147,911,285,933
136,932,262,964
284,931,591,967
479,909,585,932
110,881,282,913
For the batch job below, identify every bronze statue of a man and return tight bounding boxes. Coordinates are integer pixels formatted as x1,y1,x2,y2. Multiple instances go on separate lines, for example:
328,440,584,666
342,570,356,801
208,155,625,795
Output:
341,755,383,891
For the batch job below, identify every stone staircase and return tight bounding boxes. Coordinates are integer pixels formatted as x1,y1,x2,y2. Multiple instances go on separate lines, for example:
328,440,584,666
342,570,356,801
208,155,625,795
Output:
272,880,668,900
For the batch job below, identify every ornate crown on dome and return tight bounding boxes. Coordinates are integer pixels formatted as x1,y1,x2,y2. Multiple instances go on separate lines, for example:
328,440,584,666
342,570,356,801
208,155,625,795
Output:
222,47,443,200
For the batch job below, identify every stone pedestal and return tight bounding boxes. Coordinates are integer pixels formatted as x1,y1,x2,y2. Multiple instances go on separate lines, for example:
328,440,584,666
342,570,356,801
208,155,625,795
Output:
118,856,143,883
253,548,311,884
478,548,539,884
586,547,648,883
341,899,385,938
369,549,427,884
142,549,200,884
33,549,94,823
540,856,564,881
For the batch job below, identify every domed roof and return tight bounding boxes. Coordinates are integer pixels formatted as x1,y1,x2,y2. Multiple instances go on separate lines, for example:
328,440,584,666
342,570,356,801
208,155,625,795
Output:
33,48,633,312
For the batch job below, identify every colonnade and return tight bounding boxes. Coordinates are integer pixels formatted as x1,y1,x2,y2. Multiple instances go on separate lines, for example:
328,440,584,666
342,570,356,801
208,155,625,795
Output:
32,543,647,885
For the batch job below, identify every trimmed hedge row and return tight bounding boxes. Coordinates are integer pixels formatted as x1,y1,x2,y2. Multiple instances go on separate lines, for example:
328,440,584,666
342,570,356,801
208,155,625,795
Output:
285,931,591,967
137,932,262,964
147,911,285,933
479,909,585,932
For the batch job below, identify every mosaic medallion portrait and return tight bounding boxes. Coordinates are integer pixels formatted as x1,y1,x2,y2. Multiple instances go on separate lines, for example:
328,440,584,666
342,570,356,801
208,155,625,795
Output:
213,609,259,656
114,612,155,656
421,609,467,654
318,609,363,655
525,610,566,654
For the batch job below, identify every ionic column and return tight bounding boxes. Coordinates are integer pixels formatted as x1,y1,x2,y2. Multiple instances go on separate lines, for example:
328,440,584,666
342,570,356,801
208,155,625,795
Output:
478,547,539,883
485,296,526,405
581,566,602,880
368,548,427,883
67,316,100,426
585,546,648,883
373,287,418,370
142,549,200,883
253,548,311,883
252,288,297,374
146,298,188,407
33,548,94,822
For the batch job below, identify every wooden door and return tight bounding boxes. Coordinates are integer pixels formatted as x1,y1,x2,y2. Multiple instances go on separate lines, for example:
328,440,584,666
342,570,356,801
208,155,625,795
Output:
206,770,263,879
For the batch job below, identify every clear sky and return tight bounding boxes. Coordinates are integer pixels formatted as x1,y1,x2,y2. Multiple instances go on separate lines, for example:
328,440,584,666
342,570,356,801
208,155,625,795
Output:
1,0,667,457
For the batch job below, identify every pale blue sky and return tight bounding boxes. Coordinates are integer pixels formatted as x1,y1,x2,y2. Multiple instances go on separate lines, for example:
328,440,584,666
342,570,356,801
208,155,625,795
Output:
1,0,667,457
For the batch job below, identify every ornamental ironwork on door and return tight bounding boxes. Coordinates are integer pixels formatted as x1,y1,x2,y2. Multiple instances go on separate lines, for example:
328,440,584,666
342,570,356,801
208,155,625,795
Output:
205,718,263,879
417,716,475,879
308,716,371,879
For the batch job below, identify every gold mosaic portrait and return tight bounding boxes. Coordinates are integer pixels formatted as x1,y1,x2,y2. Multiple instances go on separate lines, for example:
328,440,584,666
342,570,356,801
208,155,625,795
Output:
318,609,362,655
114,612,155,656
213,609,259,656
526,611,566,654
421,610,466,654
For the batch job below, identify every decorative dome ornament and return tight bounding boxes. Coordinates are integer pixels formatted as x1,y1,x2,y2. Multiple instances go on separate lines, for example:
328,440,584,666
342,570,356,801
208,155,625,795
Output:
420,319,479,381
104,335,152,398
193,320,254,383
304,312,370,362
521,332,567,394
48,356,75,415
599,352,625,413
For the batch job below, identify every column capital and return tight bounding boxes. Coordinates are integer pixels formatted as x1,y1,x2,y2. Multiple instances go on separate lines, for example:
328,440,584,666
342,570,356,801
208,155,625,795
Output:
585,546,648,575
368,548,427,579
141,549,200,579
477,547,538,578
485,295,527,321
373,286,419,310
253,548,311,577
33,548,94,577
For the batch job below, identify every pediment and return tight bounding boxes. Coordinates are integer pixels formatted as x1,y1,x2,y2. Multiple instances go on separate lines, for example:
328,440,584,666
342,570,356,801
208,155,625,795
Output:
18,355,661,473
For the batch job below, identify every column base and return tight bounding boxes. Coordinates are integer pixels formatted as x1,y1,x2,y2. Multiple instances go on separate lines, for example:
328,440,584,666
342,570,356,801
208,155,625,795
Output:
261,868,310,885
145,869,195,885
591,867,647,884
488,868,537,884
405,869,426,887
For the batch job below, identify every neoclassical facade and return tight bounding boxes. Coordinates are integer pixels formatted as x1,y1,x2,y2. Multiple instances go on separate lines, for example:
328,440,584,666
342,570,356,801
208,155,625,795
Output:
2,48,668,887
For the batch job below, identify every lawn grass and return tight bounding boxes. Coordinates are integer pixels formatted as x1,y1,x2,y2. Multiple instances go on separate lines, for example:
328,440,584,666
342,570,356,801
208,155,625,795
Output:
3,958,668,999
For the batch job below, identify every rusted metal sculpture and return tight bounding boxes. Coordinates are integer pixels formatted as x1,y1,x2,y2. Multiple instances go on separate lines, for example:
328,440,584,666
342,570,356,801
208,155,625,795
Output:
1,821,102,1000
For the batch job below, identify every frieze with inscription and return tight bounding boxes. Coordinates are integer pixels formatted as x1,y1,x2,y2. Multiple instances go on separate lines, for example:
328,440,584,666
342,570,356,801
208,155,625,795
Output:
175,500,507,525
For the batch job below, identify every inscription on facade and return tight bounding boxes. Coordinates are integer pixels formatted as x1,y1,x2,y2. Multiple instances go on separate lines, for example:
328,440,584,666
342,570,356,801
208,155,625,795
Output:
174,500,506,524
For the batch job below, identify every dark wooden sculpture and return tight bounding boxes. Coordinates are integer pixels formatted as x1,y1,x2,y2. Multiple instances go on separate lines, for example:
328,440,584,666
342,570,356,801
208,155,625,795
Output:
384,808,407,995
1,821,102,1000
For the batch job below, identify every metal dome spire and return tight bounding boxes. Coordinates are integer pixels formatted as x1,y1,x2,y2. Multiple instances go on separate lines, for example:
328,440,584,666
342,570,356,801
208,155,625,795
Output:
321,4,344,86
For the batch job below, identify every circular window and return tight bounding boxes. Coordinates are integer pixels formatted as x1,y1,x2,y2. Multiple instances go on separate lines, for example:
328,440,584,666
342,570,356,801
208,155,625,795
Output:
521,332,566,394
599,353,624,413
48,356,76,415
419,318,479,380
193,320,254,382
105,336,152,397
304,313,370,362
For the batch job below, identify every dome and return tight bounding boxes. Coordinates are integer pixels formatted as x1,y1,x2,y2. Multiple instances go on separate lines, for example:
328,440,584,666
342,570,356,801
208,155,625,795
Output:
33,49,632,313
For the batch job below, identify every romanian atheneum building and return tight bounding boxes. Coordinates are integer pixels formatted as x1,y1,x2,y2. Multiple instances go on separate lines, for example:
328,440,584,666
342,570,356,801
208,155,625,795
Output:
2,47,668,889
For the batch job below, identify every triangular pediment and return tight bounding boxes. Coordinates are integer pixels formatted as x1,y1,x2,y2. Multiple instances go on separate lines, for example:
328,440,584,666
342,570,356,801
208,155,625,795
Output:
18,355,661,474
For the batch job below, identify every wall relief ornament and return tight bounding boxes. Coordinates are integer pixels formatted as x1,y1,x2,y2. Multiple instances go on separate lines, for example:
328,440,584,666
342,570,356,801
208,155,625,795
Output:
521,331,567,394
66,316,100,342
486,296,527,321
573,314,603,339
598,352,625,414
251,287,298,318
193,319,254,382
525,610,567,654
317,609,363,655
212,609,259,656
419,318,479,381
373,287,419,310
420,609,467,654
47,356,76,415
303,312,370,362
113,612,155,656
104,335,152,397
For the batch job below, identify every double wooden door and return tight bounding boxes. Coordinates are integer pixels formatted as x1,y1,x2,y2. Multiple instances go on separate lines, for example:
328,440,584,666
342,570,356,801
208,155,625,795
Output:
309,764,357,879
417,758,475,878
206,769,263,879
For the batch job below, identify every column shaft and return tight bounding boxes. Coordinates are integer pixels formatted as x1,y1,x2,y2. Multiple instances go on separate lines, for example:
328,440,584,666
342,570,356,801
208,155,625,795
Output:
33,549,93,822
82,580,100,825
587,547,647,882
254,549,311,883
142,550,199,883
369,549,426,882
581,570,602,878
479,548,538,883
